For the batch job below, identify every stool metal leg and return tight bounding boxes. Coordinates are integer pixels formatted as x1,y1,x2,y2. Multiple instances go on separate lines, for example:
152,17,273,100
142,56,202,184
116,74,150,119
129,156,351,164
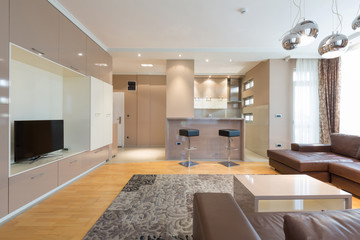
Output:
219,136,239,167
179,137,199,167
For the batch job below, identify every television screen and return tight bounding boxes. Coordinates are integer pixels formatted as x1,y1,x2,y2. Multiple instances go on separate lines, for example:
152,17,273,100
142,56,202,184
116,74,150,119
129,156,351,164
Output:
14,120,64,162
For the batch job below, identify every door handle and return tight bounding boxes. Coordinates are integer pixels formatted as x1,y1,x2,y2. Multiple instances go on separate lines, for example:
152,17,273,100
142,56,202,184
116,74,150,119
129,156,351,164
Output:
118,117,121,124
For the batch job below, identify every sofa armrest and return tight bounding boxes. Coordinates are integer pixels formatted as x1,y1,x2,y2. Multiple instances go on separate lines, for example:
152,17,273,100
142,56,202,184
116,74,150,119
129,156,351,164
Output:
291,143,331,152
193,193,260,240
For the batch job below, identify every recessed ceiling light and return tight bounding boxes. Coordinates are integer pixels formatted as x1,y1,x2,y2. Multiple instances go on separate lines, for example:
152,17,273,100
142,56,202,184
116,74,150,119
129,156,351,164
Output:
78,53,83,56
138,53,142,57
178,54,182,57
95,63,108,67
141,64,153,67
205,59,209,62
229,59,233,62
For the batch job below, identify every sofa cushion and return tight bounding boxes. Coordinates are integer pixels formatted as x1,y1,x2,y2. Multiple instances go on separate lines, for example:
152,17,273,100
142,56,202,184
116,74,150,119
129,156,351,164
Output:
246,212,286,240
329,162,360,184
267,149,355,172
283,209,360,240
330,133,360,159
193,193,261,240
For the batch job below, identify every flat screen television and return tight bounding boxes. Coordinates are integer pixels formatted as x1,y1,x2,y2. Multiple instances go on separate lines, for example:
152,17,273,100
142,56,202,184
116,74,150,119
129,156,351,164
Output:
14,120,64,162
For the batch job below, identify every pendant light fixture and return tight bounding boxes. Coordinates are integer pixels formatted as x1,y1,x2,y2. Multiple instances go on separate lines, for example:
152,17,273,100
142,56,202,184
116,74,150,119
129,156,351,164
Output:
281,0,318,50
352,4,360,31
318,0,348,58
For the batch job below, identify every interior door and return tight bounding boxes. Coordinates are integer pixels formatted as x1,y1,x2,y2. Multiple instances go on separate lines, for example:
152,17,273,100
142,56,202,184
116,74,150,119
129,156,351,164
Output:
113,92,124,147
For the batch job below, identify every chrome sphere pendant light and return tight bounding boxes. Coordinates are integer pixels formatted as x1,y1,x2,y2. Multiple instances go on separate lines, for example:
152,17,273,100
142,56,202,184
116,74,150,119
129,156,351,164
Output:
352,4,360,31
282,32,301,50
318,33,349,58
293,20,319,46
281,0,318,50
318,0,348,58
353,15,360,31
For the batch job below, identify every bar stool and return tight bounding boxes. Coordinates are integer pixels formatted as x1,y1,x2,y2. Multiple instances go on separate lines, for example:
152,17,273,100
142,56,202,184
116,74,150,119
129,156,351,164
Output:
218,129,240,167
179,129,199,167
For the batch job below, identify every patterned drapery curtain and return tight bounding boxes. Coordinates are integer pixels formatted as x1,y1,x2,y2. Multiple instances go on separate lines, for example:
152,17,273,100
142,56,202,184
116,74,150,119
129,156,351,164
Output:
318,58,341,144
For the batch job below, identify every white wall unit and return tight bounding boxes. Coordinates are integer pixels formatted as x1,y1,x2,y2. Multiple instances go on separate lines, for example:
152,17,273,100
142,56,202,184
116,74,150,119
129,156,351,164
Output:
90,77,113,150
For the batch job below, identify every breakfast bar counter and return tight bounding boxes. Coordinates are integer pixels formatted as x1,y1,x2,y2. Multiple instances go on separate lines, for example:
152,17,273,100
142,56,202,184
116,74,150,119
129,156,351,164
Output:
166,118,245,160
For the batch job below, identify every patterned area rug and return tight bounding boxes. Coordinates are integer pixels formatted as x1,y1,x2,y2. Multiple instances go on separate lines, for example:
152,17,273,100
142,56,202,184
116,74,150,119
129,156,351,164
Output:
83,174,234,240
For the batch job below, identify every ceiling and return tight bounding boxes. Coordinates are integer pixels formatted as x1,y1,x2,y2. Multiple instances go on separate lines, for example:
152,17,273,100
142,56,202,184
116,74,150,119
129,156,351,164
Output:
54,0,360,75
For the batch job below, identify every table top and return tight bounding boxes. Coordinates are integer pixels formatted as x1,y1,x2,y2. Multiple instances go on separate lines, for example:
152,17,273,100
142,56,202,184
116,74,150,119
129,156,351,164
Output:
235,174,351,198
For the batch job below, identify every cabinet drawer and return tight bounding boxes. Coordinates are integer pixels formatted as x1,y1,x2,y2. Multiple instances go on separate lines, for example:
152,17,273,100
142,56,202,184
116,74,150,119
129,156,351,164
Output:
82,147,108,172
9,162,58,212
58,154,83,185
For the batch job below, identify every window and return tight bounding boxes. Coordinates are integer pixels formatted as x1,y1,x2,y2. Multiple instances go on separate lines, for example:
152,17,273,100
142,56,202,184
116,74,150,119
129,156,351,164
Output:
340,50,360,135
244,79,254,90
293,59,319,143
244,96,254,106
243,113,253,122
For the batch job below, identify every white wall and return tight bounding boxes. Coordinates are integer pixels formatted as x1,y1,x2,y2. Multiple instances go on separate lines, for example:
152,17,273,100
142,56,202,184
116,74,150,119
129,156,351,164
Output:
10,59,63,120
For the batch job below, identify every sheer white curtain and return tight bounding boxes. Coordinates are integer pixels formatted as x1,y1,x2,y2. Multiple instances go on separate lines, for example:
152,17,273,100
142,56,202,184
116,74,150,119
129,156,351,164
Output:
340,50,360,136
293,59,320,143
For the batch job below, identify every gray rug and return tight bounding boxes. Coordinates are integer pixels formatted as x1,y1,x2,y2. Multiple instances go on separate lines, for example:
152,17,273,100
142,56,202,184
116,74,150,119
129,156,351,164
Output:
83,174,234,240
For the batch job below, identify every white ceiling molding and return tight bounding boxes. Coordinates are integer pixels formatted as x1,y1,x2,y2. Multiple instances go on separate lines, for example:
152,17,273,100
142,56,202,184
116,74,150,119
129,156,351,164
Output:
48,0,108,52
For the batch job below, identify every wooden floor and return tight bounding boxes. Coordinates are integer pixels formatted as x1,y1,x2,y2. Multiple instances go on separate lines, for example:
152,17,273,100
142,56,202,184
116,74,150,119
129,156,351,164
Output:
0,161,359,240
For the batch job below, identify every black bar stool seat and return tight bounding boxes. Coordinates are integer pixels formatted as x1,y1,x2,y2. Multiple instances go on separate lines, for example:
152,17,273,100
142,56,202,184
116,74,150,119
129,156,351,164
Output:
179,129,199,167
219,129,240,167
219,129,240,137
179,129,199,137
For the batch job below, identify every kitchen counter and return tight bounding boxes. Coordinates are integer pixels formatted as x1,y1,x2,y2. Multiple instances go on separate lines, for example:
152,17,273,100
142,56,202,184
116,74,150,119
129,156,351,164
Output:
166,118,245,160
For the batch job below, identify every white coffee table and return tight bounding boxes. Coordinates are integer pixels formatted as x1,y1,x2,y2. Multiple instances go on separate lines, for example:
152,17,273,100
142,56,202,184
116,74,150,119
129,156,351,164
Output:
234,174,352,212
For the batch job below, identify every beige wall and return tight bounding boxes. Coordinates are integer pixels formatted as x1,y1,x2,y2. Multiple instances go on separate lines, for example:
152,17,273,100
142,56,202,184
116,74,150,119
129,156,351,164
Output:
166,60,194,118
269,59,295,150
113,74,166,146
242,60,270,106
242,60,270,156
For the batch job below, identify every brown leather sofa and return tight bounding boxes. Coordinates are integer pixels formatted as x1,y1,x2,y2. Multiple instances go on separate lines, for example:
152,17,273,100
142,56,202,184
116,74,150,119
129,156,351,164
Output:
193,192,360,240
267,133,360,196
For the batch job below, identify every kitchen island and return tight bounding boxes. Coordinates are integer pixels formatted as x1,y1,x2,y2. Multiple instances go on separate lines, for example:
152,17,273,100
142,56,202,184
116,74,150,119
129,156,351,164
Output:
166,118,245,161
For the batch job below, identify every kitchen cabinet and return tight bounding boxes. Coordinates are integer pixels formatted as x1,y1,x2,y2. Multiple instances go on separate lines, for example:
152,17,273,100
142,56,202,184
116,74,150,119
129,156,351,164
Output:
58,154,82,185
9,162,58,212
87,38,104,81
87,37,112,84
10,0,60,62
59,16,87,75
0,0,9,219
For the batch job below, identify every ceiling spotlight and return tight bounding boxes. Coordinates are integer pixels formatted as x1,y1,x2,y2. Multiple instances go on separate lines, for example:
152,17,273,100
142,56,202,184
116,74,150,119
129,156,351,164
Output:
205,59,209,62
77,53,83,56
282,32,301,50
178,54,182,57
293,20,319,46
229,59,233,62
318,33,349,58
352,15,360,31
239,8,248,14
137,53,141,57
141,64,153,67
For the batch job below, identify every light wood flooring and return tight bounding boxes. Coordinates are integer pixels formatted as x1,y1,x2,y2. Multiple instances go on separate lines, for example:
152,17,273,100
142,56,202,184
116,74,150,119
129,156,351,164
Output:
0,161,359,240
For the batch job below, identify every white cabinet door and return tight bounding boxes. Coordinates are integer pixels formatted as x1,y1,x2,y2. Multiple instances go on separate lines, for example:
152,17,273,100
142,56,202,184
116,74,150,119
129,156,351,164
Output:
90,77,113,150
90,77,104,150
103,82,113,145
